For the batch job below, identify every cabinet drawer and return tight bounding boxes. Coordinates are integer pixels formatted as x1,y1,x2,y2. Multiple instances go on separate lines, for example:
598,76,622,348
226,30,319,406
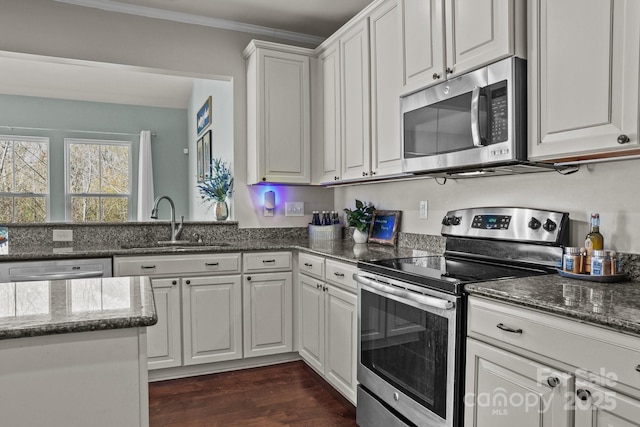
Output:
298,252,325,280
243,252,292,273
325,259,358,291
114,253,241,277
468,296,640,395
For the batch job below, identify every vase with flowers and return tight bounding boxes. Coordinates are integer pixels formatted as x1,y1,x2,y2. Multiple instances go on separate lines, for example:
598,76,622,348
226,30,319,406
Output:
343,199,376,244
198,157,234,220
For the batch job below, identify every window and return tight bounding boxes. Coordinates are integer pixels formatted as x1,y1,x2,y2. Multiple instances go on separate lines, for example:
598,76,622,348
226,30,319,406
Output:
0,136,49,223
65,139,132,222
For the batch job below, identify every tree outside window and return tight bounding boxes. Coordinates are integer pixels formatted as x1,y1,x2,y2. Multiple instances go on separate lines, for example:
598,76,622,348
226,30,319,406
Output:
66,139,131,222
0,136,49,223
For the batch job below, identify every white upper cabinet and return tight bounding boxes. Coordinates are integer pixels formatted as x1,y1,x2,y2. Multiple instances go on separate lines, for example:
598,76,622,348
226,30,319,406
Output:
370,0,403,177
400,0,524,94
528,0,640,162
317,42,342,184
400,0,445,94
340,19,372,181
245,41,312,184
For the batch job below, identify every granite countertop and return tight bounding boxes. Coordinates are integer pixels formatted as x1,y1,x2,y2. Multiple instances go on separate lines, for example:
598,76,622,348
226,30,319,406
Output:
0,238,437,264
465,274,640,336
0,276,157,340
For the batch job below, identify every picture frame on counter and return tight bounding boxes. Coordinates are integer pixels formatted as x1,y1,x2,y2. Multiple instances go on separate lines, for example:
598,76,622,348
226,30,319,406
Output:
369,210,401,246
196,96,212,136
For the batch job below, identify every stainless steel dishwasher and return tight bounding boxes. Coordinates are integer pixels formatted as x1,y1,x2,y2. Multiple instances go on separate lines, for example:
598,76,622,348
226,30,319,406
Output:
0,258,113,282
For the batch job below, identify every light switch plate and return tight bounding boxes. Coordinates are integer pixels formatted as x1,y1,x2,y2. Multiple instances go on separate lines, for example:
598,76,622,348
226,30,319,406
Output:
53,229,73,241
285,202,304,217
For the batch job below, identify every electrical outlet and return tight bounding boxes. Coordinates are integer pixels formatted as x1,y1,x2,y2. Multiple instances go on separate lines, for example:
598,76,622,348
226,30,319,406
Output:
285,202,304,217
419,201,428,219
53,229,73,241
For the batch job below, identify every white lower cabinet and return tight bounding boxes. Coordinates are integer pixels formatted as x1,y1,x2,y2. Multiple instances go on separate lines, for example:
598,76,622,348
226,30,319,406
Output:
182,275,242,365
146,278,182,369
466,296,640,427
298,252,358,404
243,272,293,358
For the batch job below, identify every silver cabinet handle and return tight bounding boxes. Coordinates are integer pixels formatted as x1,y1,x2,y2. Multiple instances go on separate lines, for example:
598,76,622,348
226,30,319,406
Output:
496,323,523,334
141,265,156,270
205,262,219,266
333,272,345,277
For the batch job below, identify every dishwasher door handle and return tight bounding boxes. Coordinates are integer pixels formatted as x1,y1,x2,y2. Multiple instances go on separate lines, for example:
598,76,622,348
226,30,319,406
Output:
9,270,105,281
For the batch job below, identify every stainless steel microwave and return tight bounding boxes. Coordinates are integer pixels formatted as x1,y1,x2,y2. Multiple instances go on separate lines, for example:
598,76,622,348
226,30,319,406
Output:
401,57,527,175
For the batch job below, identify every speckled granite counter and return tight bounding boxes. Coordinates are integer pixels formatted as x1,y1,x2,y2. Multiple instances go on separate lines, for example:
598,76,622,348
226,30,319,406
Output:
0,276,157,340
0,238,440,264
465,274,640,336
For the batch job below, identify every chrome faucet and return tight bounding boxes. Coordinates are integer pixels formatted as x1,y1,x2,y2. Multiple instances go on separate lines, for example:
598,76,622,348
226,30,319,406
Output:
150,196,183,243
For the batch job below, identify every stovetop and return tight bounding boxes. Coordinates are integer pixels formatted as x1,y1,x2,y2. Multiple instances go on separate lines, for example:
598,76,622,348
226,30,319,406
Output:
357,255,552,295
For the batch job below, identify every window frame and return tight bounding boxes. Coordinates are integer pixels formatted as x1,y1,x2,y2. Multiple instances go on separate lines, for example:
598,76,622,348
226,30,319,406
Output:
0,135,51,223
64,138,133,222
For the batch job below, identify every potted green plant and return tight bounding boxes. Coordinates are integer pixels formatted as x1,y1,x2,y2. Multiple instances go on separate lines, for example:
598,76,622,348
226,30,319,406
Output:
197,157,234,220
343,199,376,243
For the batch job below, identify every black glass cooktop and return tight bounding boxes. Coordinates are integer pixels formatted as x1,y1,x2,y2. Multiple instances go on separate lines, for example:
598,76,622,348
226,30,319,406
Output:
357,256,551,295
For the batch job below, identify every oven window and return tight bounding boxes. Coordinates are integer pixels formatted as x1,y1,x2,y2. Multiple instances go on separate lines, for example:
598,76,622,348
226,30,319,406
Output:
361,289,448,419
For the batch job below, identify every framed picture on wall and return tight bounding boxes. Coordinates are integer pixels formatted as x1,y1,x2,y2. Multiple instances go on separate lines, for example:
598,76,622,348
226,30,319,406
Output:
197,136,204,182
369,210,401,246
197,96,212,135
202,130,212,179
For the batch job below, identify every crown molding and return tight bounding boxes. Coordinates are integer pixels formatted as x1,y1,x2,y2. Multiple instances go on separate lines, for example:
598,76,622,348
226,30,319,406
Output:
53,0,326,46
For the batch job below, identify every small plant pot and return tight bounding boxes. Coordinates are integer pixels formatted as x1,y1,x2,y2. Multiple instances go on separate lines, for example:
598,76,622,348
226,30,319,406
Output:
353,229,368,244
214,201,229,221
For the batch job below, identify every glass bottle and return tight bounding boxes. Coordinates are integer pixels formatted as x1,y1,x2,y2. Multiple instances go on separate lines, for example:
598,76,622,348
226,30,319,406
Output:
585,213,604,255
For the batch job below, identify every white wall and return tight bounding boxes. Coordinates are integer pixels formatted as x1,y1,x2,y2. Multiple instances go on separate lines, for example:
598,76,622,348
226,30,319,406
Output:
335,158,640,253
0,0,332,228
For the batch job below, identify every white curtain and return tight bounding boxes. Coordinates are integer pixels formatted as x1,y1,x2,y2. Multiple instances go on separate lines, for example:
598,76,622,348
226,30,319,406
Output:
137,130,155,221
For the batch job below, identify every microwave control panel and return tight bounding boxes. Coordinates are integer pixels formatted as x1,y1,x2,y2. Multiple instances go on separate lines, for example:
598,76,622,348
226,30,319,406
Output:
489,83,508,143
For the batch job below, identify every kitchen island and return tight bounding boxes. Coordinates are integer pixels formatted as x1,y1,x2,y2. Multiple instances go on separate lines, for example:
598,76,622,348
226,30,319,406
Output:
0,276,156,427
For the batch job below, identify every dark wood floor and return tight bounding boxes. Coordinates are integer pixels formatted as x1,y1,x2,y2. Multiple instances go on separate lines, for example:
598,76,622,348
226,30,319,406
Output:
149,361,358,426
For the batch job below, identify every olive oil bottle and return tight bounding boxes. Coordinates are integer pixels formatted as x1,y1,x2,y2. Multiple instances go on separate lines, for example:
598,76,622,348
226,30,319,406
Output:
585,213,604,255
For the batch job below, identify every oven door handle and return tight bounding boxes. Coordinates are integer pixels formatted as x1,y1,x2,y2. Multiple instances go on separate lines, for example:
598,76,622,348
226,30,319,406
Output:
355,274,455,310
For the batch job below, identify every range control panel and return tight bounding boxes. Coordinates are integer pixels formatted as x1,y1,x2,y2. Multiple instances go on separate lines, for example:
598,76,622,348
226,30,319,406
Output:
441,207,570,245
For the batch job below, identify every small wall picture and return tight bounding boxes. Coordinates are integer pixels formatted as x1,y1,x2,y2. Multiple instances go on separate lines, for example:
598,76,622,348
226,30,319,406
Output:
197,96,212,136
197,136,204,182
369,210,401,246
202,130,212,180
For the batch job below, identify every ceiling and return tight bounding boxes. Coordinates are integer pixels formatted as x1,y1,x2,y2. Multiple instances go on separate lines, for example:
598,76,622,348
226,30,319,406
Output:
0,0,373,109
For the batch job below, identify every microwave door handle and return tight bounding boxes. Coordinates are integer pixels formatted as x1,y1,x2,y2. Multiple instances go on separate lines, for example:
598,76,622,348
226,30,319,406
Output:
471,86,483,147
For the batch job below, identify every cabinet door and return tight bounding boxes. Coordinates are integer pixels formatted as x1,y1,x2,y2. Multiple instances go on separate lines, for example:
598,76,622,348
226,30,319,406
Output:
243,272,293,358
318,43,342,184
250,48,311,184
147,278,182,370
465,339,573,427
325,284,358,404
575,379,640,427
298,274,325,372
400,0,445,93
370,0,403,177
182,275,242,365
445,0,515,77
528,0,640,162
341,19,371,181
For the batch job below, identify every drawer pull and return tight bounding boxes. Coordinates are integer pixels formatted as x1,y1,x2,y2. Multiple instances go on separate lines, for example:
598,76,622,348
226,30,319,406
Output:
547,377,560,388
141,265,156,269
185,280,191,285
262,259,276,263
172,280,177,285
304,263,313,267
316,284,321,289
333,272,345,277
496,323,523,334
205,262,219,267
576,389,591,401
635,365,640,373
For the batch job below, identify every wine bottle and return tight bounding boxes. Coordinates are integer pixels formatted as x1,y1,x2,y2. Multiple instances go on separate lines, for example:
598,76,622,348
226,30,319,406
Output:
585,213,604,255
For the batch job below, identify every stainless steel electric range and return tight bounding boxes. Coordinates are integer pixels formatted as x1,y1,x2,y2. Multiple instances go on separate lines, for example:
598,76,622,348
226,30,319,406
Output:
354,207,570,427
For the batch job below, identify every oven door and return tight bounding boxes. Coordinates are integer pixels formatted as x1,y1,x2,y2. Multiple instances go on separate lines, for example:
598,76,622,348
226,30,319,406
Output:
355,272,460,427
